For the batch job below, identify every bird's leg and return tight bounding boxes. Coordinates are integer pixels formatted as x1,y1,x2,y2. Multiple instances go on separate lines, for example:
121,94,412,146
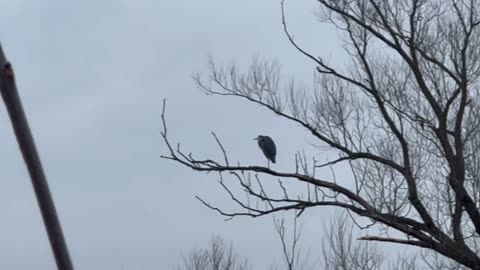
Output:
267,160,270,169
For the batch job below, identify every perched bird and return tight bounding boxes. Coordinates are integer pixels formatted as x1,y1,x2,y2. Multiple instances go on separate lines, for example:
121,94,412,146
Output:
254,135,277,167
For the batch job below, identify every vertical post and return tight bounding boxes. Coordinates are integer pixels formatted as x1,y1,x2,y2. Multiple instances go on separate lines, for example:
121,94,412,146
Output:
0,44,74,270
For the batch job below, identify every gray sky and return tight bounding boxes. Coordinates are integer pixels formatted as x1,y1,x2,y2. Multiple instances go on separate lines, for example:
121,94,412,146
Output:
0,1,371,269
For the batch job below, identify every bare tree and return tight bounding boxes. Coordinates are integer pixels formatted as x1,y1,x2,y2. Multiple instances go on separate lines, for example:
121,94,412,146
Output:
272,212,465,270
175,235,251,270
322,214,384,270
162,0,480,268
269,213,314,270
270,212,382,270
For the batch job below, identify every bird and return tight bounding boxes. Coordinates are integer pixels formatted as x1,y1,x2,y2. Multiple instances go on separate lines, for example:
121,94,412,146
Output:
254,135,277,168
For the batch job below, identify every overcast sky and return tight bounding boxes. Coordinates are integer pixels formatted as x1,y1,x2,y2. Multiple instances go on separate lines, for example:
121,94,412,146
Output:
0,1,386,269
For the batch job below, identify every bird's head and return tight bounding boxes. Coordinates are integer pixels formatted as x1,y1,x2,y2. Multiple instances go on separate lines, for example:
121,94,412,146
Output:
253,135,265,141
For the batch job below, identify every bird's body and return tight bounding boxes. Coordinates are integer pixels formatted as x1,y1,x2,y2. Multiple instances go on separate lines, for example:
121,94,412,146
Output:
254,135,277,166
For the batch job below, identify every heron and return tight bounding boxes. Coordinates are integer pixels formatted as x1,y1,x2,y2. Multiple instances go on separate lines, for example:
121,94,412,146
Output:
254,135,277,168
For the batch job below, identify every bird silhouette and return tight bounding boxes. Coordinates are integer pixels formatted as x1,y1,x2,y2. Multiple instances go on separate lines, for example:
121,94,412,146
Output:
254,135,277,168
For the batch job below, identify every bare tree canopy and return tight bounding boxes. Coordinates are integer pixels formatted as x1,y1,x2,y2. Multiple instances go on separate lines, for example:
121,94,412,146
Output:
162,0,480,269
174,235,251,270
176,213,421,270
270,213,311,270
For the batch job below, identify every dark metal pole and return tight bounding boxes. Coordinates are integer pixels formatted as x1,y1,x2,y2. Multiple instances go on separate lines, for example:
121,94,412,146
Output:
0,44,74,270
